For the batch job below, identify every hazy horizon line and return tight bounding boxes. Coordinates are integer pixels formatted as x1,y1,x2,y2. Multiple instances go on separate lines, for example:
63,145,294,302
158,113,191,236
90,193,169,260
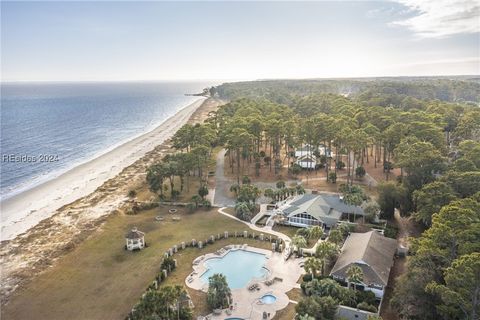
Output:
2,74,479,85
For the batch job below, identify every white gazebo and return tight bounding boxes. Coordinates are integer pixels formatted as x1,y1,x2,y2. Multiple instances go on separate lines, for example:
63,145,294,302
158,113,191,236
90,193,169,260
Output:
125,227,145,251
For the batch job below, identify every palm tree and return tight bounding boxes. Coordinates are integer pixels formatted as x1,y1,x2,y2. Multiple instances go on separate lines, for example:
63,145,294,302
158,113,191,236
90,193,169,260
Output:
315,241,338,276
295,184,306,195
291,235,307,255
207,273,232,309
264,188,275,201
337,223,351,238
304,257,321,278
298,314,316,320
346,264,364,291
308,225,324,241
344,191,364,223
327,229,344,248
191,195,202,208
307,278,344,298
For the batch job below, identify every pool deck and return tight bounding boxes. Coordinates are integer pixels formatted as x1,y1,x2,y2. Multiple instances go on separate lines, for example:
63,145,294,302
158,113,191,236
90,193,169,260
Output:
186,245,304,320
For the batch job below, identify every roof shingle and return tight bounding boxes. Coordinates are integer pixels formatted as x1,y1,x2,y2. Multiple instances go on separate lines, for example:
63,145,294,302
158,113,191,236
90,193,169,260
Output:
330,231,397,286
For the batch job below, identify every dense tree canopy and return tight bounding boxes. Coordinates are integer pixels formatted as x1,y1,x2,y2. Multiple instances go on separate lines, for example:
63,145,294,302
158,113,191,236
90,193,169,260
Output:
141,78,478,320
392,194,480,320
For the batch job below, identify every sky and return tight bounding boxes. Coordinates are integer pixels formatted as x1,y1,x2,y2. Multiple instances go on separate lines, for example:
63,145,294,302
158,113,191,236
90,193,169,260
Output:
1,1,479,82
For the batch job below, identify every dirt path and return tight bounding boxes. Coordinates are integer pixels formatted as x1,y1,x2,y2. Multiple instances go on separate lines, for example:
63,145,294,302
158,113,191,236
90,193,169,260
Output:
212,149,236,207
380,209,424,319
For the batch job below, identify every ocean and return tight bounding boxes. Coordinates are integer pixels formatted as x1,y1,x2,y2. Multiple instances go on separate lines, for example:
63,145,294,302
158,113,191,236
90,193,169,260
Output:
0,81,213,201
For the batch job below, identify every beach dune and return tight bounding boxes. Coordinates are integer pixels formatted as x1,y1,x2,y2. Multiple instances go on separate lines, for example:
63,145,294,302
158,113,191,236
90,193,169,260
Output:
1,98,206,241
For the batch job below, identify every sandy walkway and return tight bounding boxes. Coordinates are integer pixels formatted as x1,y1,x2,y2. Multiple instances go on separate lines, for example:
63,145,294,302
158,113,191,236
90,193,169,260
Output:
0,97,225,303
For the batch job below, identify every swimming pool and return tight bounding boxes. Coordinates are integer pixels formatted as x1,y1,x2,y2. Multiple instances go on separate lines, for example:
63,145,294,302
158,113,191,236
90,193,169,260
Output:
261,294,277,304
200,250,268,289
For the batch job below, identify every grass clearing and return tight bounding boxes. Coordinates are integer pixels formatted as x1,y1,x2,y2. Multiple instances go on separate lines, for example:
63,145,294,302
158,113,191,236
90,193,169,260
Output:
286,288,304,302
272,302,297,320
2,207,272,320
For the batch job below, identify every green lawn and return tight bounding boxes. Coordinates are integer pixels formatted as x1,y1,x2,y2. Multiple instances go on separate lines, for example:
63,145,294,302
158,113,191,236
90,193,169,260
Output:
272,224,299,239
2,207,271,320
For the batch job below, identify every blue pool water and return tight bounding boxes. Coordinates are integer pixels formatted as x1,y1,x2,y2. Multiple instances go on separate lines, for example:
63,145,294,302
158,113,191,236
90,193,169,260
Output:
261,294,277,304
200,250,268,289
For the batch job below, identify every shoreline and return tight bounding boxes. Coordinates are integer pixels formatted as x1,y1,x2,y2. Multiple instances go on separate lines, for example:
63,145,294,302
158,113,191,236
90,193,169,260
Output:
1,98,206,241
0,97,224,303
1,97,200,202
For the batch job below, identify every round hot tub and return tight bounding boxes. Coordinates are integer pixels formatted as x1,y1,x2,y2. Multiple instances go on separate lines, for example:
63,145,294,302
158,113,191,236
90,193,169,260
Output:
260,294,277,304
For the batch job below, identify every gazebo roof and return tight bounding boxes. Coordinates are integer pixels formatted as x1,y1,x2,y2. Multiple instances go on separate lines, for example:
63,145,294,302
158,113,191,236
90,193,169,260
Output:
125,227,145,239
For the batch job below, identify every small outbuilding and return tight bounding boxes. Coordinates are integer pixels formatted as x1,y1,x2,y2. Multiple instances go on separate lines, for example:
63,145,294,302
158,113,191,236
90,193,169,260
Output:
125,227,145,251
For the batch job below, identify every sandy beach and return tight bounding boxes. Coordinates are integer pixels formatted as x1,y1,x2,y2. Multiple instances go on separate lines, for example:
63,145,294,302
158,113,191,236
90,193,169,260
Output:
1,98,205,241
0,97,224,302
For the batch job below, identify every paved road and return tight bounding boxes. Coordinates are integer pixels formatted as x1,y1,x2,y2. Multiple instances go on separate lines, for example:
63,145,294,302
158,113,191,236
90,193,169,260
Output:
213,149,236,207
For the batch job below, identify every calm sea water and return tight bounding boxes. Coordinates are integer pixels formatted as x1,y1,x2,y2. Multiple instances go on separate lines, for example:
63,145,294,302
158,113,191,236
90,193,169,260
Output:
0,81,213,200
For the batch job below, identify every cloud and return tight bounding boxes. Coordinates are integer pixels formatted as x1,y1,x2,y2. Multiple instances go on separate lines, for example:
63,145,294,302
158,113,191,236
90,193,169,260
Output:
391,0,480,38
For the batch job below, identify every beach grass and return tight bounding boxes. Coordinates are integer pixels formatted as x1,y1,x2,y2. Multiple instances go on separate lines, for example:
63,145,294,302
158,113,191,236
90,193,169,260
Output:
2,207,271,320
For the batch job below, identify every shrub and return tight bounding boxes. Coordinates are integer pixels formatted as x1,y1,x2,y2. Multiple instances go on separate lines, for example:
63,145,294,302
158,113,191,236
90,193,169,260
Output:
186,202,196,213
198,185,209,199
235,202,253,221
357,302,378,313
315,163,325,170
137,202,159,211
355,166,366,178
356,290,377,306
329,172,337,183
128,189,137,198
336,161,345,170
384,161,393,171
289,164,302,176
384,223,399,239
255,160,261,177
161,257,176,272
303,274,313,282
202,199,212,209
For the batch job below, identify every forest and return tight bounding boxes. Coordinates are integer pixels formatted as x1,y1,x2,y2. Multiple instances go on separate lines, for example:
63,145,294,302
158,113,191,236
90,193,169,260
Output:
145,77,479,319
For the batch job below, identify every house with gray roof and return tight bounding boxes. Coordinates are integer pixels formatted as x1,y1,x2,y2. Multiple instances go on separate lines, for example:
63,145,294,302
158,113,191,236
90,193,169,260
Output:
281,193,364,228
330,231,397,298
